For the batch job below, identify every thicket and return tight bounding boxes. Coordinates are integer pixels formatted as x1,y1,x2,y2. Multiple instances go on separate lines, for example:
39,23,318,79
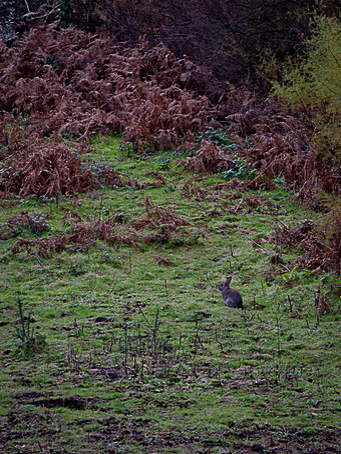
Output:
2,0,340,87
273,16,341,163
271,15,341,276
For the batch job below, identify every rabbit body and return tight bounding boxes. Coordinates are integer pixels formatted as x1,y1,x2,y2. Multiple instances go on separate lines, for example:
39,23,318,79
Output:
218,276,243,309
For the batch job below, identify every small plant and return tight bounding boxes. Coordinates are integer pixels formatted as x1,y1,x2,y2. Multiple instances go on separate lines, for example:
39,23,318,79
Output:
222,155,259,181
58,0,74,29
120,141,137,158
100,251,123,267
273,176,286,187
156,155,171,171
0,2,19,45
14,297,47,356
199,126,237,152
270,266,313,287
69,262,87,276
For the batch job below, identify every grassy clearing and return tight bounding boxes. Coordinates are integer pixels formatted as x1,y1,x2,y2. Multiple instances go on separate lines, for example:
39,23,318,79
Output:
0,136,340,453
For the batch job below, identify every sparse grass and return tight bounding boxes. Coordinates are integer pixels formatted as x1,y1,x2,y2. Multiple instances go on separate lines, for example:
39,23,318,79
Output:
0,136,340,453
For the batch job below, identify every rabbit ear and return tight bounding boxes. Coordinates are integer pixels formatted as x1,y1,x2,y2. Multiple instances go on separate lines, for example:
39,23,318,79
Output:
225,276,232,287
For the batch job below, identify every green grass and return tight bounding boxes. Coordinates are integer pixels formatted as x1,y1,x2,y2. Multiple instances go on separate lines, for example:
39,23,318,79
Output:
0,135,340,453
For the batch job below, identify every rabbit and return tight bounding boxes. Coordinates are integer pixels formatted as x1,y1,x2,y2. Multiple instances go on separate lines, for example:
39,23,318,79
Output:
218,276,243,309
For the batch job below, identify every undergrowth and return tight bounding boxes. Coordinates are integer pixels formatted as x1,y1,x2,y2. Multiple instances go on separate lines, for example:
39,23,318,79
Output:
273,15,341,164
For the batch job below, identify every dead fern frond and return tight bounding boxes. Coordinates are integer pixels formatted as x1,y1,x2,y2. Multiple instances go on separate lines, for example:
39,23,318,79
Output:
183,140,234,173
7,213,49,235
154,253,172,266
0,143,94,197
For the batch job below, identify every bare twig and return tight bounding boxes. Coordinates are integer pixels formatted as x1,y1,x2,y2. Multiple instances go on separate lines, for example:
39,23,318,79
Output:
23,0,30,13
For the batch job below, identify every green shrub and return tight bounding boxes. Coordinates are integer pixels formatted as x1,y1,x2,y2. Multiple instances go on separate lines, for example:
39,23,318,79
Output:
273,15,341,161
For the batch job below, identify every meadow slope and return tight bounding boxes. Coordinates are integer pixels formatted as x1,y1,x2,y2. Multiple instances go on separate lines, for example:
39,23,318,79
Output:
0,136,340,453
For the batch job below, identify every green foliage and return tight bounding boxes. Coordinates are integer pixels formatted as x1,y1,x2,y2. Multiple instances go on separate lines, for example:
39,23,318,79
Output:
273,15,341,159
0,1,19,45
156,155,171,171
271,266,313,285
199,126,237,152
69,262,87,276
222,155,259,181
120,141,137,158
58,0,75,29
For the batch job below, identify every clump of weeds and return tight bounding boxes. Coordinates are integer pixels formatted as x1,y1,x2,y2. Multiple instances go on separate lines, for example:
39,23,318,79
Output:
14,297,47,356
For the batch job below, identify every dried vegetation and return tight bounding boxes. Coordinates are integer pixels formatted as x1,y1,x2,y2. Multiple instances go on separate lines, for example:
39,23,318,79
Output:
0,140,94,197
275,212,341,275
11,196,195,257
0,24,338,199
0,24,216,148
1,24,341,274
